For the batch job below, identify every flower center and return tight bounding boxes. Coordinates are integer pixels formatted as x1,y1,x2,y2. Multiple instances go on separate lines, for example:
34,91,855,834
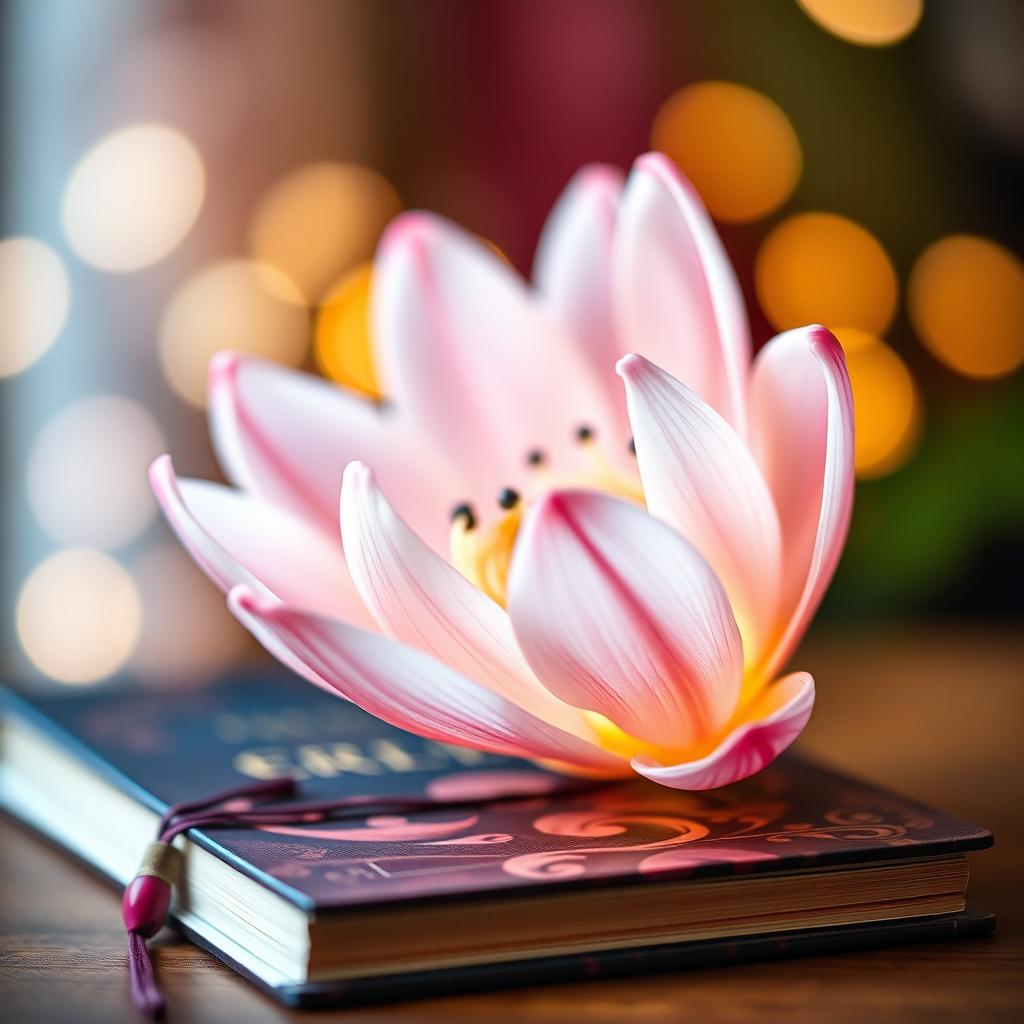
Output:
583,710,714,764
449,427,644,607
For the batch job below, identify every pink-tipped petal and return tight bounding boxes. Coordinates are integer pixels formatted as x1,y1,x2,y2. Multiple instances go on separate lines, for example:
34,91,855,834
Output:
617,353,782,665
533,164,629,429
374,211,623,503
750,327,855,680
612,153,751,432
340,462,595,738
150,454,374,627
228,586,624,773
748,330,827,611
208,352,459,553
631,672,814,790
149,455,371,689
507,490,743,750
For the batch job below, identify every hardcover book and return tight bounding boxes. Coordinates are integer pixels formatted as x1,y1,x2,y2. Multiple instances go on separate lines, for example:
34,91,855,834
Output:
0,672,994,1008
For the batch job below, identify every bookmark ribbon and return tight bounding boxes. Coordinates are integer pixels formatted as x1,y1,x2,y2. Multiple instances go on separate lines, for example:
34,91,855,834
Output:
123,776,593,1019
124,777,298,1019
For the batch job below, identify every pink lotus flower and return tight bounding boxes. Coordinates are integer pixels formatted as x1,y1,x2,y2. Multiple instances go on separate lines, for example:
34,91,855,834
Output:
151,152,854,790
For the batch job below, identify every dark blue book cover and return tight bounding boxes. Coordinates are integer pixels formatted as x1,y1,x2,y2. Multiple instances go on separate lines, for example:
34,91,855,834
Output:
0,671,995,1006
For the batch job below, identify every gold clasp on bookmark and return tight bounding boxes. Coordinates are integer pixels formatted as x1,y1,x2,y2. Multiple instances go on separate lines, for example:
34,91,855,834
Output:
134,841,181,887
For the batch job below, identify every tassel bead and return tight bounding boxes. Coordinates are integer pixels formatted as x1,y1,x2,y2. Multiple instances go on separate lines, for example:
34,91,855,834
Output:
122,842,179,938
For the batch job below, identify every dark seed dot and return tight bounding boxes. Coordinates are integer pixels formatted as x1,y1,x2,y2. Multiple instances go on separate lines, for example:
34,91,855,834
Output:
450,503,476,529
575,424,595,443
526,449,546,466
497,487,520,510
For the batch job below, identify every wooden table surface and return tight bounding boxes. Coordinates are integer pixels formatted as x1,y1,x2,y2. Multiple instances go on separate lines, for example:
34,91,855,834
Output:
2,625,1022,1023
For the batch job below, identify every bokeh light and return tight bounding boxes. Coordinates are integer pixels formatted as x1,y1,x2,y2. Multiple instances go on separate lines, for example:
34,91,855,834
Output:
26,395,165,549
158,259,308,407
797,0,923,47
62,123,204,273
835,328,922,478
651,82,801,223
314,262,380,398
0,237,71,377
248,161,401,302
756,212,898,334
130,545,249,684
16,548,142,684
908,235,1024,380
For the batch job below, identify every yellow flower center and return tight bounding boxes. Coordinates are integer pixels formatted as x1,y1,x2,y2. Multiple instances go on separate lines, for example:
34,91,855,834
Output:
583,711,724,765
443,429,777,765
448,430,644,607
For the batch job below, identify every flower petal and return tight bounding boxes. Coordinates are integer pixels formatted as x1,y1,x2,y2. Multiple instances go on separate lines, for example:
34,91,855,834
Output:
507,490,743,749
533,164,628,427
631,672,814,790
373,211,623,504
617,353,782,666
229,586,624,773
341,461,596,738
208,352,458,553
749,330,827,609
149,454,374,628
612,152,751,431
150,454,370,690
749,327,855,680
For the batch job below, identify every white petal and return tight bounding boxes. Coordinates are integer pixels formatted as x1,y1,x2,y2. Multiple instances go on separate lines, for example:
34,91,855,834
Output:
613,152,751,431
208,352,459,553
373,211,623,503
229,586,624,772
507,490,743,749
632,672,814,790
749,327,855,680
341,461,596,738
534,163,628,431
150,454,371,626
618,353,782,664
150,454,370,688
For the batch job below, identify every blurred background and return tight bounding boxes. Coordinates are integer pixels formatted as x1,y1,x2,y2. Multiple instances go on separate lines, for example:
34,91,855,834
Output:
2,0,1022,691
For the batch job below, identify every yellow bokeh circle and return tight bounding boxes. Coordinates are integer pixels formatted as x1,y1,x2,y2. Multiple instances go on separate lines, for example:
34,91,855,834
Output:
16,548,142,684
908,235,1024,380
0,237,71,377
835,328,921,479
314,263,380,398
756,212,898,334
797,0,923,47
158,260,308,407
62,123,205,273
249,162,400,303
651,82,801,223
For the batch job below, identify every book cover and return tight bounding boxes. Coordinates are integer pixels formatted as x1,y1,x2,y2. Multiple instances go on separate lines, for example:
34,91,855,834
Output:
0,671,995,1005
